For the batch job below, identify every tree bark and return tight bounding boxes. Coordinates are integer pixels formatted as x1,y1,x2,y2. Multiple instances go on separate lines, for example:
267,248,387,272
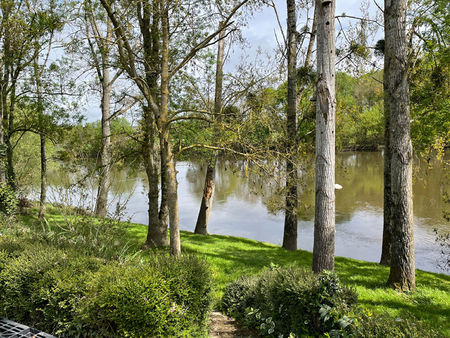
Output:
385,0,415,291
195,25,225,235
39,134,47,219
161,0,180,256
33,46,47,219
283,0,298,251
94,20,113,218
195,158,216,235
313,0,336,273
143,107,168,247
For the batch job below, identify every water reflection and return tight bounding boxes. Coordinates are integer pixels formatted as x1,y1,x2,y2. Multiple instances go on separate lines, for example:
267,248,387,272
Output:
45,152,449,273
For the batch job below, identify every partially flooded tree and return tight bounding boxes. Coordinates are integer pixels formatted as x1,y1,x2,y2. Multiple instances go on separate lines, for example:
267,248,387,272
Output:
194,27,225,235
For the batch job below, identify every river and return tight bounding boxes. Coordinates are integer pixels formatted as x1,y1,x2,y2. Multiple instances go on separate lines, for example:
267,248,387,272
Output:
45,151,449,274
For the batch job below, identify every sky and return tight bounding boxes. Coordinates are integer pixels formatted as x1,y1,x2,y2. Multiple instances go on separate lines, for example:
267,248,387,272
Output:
84,1,382,122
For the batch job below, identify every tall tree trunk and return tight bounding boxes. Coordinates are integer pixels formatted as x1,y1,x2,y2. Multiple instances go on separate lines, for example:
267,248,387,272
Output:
39,134,47,219
5,83,16,190
94,79,112,218
94,21,113,218
313,0,336,273
34,47,47,218
195,25,225,235
283,0,298,251
380,103,392,265
143,107,168,247
161,0,180,256
385,0,415,291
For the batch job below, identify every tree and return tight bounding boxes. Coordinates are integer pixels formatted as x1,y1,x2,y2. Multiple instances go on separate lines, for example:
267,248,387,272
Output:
312,0,336,273
282,0,298,251
194,26,225,235
82,1,130,218
100,0,250,256
385,0,415,291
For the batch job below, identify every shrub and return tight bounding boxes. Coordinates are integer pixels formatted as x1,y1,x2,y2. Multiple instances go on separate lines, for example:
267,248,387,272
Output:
0,183,17,215
222,266,358,337
0,243,102,334
0,238,212,337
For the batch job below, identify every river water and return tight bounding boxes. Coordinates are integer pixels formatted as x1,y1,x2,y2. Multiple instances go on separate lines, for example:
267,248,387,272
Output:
46,151,449,274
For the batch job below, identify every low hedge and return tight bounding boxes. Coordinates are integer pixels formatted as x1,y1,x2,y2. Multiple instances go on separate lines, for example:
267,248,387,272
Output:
222,266,358,336
221,266,442,337
0,235,212,337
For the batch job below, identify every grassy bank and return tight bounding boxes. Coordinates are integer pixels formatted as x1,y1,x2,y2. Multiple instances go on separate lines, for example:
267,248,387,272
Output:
20,206,450,335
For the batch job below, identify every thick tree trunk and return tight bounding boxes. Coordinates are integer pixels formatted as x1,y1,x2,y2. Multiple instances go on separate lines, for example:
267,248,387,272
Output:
161,1,181,256
385,0,415,291
313,0,336,273
195,25,225,235
39,134,47,219
380,103,392,265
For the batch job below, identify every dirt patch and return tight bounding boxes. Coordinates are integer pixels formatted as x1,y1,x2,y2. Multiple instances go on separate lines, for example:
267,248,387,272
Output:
209,311,259,337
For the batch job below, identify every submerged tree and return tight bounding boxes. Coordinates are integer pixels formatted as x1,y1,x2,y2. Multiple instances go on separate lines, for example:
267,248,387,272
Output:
312,0,336,273
194,26,225,235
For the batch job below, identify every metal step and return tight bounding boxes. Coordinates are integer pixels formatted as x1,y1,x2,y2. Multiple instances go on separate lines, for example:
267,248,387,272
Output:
0,318,55,338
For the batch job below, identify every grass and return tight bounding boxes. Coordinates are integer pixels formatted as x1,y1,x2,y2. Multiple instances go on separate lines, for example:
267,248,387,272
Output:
19,205,450,335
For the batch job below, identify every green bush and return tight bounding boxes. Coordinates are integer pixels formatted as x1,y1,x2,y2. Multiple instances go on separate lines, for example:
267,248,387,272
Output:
0,237,212,337
0,183,17,215
222,266,358,336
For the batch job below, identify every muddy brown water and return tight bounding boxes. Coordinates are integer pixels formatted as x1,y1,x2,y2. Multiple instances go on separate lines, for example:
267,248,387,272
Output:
46,151,449,274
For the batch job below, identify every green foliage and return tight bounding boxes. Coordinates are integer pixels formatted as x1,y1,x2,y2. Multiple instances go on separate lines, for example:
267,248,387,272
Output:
0,183,17,215
221,266,358,336
36,211,133,260
336,72,384,150
0,232,212,337
347,311,443,337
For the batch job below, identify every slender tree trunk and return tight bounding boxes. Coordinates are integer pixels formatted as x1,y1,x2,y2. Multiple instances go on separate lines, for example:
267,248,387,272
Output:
39,134,47,219
385,0,415,291
380,103,392,265
94,21,113,218
195,25,225,235
5,83,16,190
94,79,112,218
34,47,47,218
313,0,336,273
161,0,180,256
283,0,298,251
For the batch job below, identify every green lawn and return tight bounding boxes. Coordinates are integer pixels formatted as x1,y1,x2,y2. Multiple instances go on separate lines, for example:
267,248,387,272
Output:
20,207,450,335
127,223,450,335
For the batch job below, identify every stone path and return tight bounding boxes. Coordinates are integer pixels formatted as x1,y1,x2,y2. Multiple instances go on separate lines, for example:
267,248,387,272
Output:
208,311,258,337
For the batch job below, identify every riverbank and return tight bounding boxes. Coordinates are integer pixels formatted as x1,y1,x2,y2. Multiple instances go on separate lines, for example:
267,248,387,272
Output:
17,206,450,335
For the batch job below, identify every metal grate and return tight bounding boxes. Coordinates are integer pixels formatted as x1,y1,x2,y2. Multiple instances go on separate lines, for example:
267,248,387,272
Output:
0,318,55,338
